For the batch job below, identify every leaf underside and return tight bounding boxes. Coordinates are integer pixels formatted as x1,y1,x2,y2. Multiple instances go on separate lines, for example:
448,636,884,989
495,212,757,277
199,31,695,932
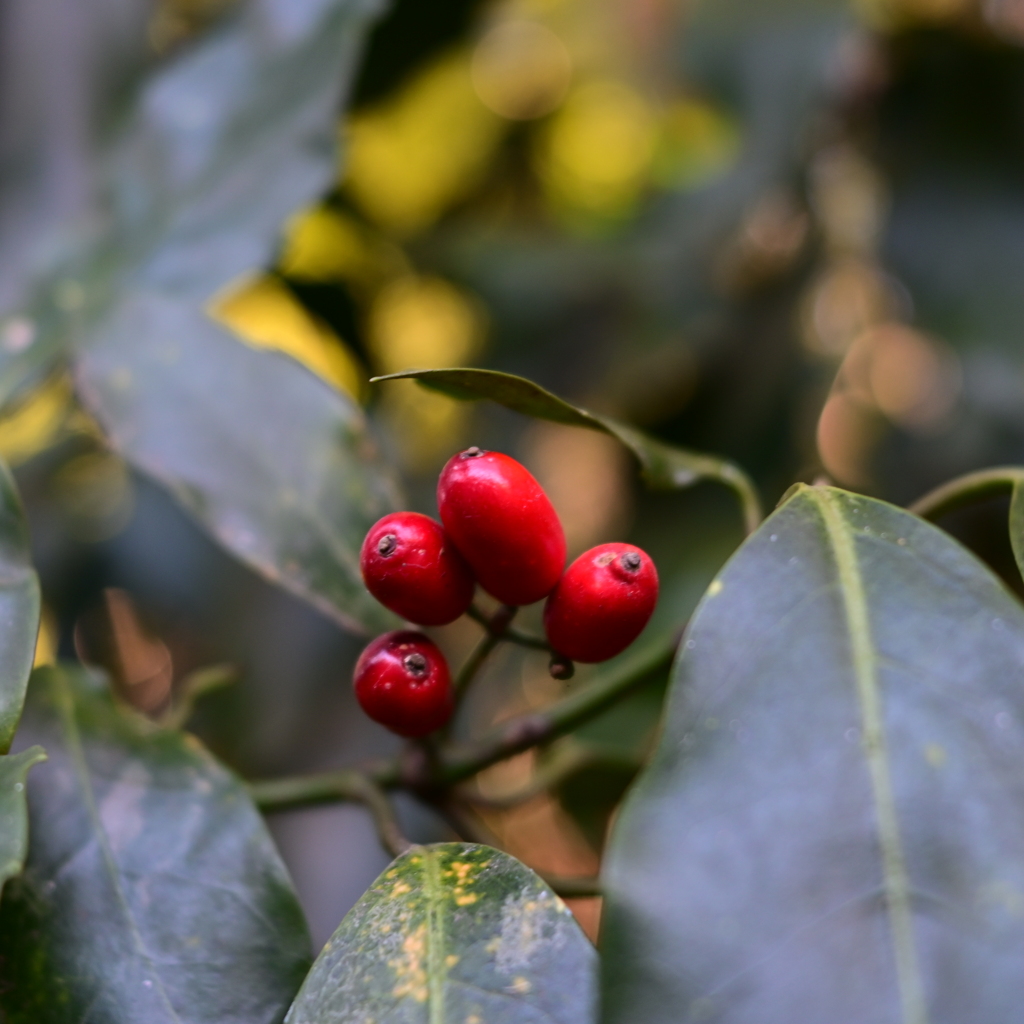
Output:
286,843,598,1024
602,485,1024,1024
373,367,741,490
0,665,312,1024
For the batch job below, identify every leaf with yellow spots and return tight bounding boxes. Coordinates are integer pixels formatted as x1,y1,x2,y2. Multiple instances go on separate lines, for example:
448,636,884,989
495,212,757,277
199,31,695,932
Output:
285,843,596,1024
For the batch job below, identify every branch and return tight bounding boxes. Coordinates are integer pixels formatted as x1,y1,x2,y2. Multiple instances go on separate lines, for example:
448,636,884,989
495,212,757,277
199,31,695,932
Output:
466,603,549,651
435,637,675,787
909,466,1024,521
250,769,411,858
459,740,639,809
245,636,676,818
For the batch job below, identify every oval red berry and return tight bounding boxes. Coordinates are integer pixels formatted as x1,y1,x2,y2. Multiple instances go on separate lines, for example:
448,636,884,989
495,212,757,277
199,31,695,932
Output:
360,512,475,626
437,447,566,606
353,631,453,738
544,543,658,663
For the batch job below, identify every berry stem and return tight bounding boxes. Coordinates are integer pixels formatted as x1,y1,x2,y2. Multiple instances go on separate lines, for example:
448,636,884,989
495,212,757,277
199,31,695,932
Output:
467,602,550,650
454,604,519,696
435,637,675,787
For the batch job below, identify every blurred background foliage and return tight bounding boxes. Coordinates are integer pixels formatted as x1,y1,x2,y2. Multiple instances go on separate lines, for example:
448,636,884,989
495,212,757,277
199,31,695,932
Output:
4,0,1024,944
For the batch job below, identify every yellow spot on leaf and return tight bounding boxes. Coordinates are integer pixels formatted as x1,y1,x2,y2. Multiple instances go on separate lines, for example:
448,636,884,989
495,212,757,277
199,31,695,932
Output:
446,954,459,968
707,579,723,597
508,976,532,994
456,893,479,906
390,925,428,1002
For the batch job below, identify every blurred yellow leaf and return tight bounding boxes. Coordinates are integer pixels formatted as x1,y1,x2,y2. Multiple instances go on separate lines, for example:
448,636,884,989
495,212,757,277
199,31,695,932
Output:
209,274,365,400
651,97,740,190
344,51,505,235
535,79,656,226
278,205,405,287
0,375,74,467
369,275,486,467
33,605,57,668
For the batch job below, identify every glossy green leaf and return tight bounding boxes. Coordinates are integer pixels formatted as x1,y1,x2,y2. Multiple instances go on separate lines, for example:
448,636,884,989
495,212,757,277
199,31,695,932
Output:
76,300,399,635
603,484,1024,1023
0,664,312,1024
0,457,41,753
286,843,597,1024
0,747,46,895
373,367,761,532
0,0,386,404
0,0,400,633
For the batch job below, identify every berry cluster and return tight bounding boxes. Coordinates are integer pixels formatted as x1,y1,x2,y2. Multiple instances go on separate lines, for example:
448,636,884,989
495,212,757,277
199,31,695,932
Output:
354,446,658,737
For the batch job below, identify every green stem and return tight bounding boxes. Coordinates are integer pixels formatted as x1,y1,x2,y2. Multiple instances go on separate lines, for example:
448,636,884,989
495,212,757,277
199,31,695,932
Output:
249,769,411,857
719,462,764,536
460,739,639,809
467,603,548,651
248,637,676,817
435,638,675,787
909,466,1024,521
454,605,518,697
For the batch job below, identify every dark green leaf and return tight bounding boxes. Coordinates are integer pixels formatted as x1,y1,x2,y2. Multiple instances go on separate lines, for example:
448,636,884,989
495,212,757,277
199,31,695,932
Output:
76,299,399,635
602,484,1024,1023
0,0,400,633
372,367,761,532
0,664,312,1024
1010,479,1024,587
0,747,46,896
0,457,41,753
0,0,386,403
286,842,597,1024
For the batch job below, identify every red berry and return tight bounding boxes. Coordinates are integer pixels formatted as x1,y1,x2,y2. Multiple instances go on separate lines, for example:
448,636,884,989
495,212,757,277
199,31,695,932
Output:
361,512,475,626
544,543,658,663
353,631,453,738
437,447,566,606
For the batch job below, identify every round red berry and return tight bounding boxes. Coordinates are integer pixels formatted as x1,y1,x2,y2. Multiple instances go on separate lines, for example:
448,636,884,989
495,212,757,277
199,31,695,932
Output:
544,543,658,663
361,512,475,626
353,631,453,738
437,447,566,606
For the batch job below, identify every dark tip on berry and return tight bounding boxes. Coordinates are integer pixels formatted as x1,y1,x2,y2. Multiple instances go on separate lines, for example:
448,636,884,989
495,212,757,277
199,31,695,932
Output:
621,551,642,572
549,654,575,680
377,533,398,557
404,653,428,676
460,446,486,459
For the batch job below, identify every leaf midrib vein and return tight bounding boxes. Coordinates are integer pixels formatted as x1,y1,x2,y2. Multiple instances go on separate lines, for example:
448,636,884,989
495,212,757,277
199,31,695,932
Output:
423,848,447,1024
55,673,182,1022
811,489,928,1024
